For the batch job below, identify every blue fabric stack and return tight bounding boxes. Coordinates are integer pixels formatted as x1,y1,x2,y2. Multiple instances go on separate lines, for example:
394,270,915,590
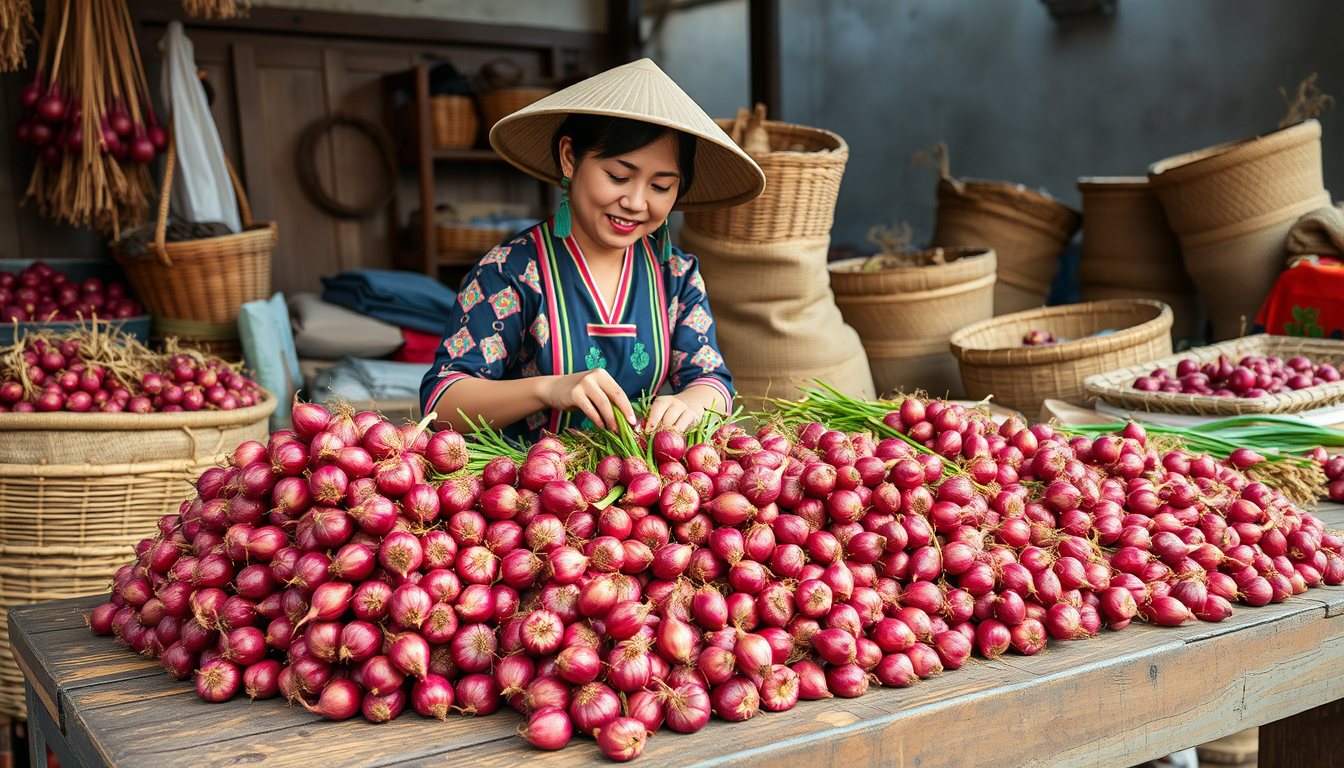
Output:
320,269,458,334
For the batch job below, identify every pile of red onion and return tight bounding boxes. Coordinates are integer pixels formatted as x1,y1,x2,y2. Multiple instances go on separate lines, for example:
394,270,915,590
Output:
1,262,143,323
87,398,1344,761
1,339,262,413
1133,353,1342,398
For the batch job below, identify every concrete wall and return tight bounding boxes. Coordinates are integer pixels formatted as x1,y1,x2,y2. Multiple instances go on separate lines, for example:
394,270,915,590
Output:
650,0,1344,251
250,0,605,32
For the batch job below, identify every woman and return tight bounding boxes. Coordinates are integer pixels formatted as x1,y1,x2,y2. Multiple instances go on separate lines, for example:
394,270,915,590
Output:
419,58,765,439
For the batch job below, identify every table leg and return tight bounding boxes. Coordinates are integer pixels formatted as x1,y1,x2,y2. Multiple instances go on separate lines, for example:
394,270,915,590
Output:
24,684,46,768
24,683,82,768
1260,698,1344,768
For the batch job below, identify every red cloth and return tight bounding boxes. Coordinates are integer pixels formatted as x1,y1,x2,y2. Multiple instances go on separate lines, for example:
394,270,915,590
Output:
1254,256,1344,339
394,328,441,363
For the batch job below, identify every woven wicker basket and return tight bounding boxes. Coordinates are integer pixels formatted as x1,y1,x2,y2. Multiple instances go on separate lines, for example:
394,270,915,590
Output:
111,142,276,325
1148,120,1328,341
477,88,552,133
436,224,510,258
429,95,480,149
1083,335,1344,416
1077,176,1192,293
949,299,1173,417
682,119,847,243
829,247,996,398
0,394,275,719
931,178,1081,315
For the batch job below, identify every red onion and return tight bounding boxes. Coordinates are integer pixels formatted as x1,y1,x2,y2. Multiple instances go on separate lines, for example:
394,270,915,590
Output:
243,659,282,700
1009,618,1047,655
453,673,500,716
411,674,456,720
302,678,361,721
569,681,621,735
824,662,870,698
594,717,651,762
521,706,573,750
362,689,407,724
195,659,241,702
625,689,666,733
648,681,709,734
1139,596,1194,626
711,675,760,721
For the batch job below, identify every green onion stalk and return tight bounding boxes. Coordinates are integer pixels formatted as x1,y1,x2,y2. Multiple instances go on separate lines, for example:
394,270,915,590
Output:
1056,415,1341,506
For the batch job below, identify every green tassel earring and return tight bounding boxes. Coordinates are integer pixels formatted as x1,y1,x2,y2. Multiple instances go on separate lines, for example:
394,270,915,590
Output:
554,176,572,238
656,219,672,264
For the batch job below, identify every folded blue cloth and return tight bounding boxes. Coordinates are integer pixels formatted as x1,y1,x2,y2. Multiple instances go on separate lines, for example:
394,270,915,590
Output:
309,358,432,403
320,269,457,334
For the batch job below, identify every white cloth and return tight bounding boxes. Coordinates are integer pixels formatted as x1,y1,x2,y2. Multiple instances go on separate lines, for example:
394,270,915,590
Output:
159,21,241,233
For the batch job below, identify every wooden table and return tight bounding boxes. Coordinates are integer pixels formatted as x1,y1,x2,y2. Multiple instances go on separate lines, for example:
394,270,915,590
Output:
10,506,1344,768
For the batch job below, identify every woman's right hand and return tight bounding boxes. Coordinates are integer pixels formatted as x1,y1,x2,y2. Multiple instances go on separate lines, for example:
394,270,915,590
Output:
541,369,637,431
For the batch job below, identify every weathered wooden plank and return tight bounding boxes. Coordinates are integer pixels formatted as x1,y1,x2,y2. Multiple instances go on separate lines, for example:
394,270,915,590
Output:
8,595,104,635
1260,697,1344,768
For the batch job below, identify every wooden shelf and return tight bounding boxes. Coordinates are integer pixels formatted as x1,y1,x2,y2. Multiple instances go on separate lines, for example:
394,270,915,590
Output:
384,64,547,277
398,147,509,164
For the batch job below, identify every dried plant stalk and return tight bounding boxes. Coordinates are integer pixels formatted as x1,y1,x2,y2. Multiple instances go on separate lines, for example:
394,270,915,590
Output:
0,0,36,71
181,0,251,19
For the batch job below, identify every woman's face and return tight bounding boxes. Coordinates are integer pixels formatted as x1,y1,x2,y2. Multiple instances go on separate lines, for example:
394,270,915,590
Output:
559,133,681,256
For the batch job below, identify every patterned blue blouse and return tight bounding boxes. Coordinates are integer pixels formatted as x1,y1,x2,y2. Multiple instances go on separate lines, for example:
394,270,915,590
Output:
419,219,734,441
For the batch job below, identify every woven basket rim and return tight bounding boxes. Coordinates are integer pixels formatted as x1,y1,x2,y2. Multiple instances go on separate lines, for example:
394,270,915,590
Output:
112,221,278,262
950,299,1173,366
944,177,1076,210
711,117,849,159
1077,176,1150,189
0,455,219,476
1082,334,1344,415
0,389,276,432
827,247,994,275
1147,119,1321,184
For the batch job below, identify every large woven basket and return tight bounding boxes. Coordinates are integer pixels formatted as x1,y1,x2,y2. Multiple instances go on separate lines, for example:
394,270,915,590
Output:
437,224,510,259
1148,120,1328,341
0,394,275,719
477,88,552,133
829,247,996,398
1084,335,1344,416
430,95,480,149
682,119,847,243
111,142,276,325
931,178,1081,315
949,299,1173,417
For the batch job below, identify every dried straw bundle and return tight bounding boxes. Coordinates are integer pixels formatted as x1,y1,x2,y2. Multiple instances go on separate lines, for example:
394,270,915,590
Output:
0,0,35,71
181,0,251,19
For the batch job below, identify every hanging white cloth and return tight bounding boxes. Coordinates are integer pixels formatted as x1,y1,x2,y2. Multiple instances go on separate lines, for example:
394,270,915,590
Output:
159,21,241,233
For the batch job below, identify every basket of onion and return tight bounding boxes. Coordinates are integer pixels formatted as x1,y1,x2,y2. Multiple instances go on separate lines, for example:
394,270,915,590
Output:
1083,335,1344,416
0,322,275,718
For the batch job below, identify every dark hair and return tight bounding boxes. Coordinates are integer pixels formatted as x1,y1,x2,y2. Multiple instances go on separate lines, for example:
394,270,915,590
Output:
552,114,696,199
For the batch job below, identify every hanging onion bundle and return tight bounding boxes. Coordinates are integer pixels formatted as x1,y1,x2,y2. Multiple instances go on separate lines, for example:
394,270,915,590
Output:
16,0,166,234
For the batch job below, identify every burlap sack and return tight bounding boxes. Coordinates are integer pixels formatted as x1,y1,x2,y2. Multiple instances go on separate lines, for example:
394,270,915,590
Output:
1286,205,1344,256
679,225,874,410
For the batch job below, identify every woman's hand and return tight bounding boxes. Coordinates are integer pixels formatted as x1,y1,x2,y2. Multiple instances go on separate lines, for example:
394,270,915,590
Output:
541,369,636,431
643,394,701,433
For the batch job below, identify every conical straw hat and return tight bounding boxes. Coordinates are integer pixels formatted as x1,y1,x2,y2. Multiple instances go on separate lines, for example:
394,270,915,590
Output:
490,58,766,212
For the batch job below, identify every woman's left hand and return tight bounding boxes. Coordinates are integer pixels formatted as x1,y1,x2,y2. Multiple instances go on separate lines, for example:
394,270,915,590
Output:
643,394,702,433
